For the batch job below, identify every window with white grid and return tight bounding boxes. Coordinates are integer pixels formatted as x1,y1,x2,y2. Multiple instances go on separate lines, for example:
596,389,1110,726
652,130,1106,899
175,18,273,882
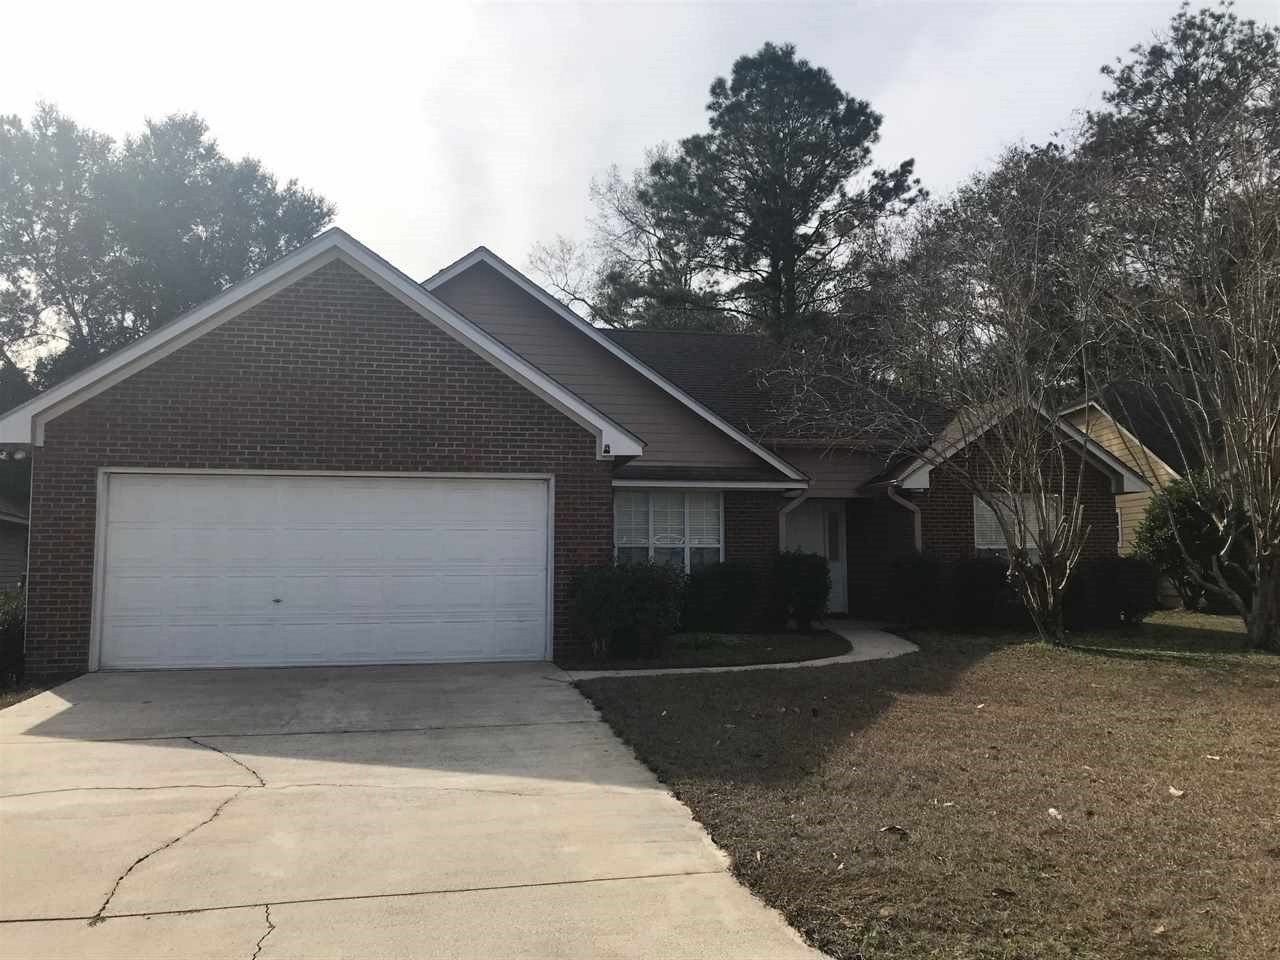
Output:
613,490,724,572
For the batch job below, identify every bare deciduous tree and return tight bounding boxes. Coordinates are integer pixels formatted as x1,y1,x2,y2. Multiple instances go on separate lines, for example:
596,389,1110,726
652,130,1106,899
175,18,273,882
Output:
1107,174,1280,650
769,145,1117,643
1088,2,1280,649
528,152,731,330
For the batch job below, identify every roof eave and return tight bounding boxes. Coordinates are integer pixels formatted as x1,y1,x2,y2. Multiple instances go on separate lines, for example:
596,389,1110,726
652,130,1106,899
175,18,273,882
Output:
0,230,644,461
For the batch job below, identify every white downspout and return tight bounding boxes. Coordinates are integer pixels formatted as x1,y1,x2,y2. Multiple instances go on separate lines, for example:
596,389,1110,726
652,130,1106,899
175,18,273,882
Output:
778,492,810,549
886,485,922,553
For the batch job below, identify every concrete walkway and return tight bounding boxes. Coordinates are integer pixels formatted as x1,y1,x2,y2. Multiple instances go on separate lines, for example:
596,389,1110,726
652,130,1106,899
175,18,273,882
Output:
566,621,917,680
0,664,823,959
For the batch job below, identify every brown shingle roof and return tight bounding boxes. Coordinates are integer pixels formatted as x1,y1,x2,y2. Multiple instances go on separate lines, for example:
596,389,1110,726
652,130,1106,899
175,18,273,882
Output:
602,330,795,439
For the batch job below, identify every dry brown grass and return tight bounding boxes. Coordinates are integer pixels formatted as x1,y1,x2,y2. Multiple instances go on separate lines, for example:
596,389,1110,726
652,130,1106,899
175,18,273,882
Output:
579,621,1280,960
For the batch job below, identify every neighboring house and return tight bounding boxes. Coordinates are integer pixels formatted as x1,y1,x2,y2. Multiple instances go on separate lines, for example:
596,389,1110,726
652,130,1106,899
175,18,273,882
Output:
0,492,28,591
1062,384,1192,554
0,230,1148,674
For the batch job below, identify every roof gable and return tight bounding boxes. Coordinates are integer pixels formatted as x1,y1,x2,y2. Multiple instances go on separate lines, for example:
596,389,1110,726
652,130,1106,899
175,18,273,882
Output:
1062,383,1199,477
0,230,642,459
424,249,806,481
883,402,1150,495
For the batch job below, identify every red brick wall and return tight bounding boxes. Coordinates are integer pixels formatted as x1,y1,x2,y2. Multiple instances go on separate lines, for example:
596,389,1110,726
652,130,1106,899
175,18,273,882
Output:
26,259,614,674
724,491,783,572
917,444,1119,562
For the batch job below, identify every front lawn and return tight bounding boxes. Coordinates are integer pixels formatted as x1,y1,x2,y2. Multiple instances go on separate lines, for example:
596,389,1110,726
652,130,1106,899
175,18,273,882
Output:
557,630,849,670
578,621,1280,959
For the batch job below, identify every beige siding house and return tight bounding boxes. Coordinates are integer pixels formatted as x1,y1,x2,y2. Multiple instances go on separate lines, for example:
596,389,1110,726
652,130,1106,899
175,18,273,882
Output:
1064,403,1182,553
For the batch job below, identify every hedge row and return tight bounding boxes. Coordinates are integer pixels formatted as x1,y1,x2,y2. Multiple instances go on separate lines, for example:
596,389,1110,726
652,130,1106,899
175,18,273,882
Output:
0,580,25,684
887,555,1159,631
571,551,831,660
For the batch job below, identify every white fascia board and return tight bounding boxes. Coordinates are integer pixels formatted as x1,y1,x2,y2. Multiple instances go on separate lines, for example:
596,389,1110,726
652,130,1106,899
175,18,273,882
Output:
1051,411,1150,493
891,403,1151,494
0,229,643,460
1063,401,1183,482
424,247,807,481
611,479,808,490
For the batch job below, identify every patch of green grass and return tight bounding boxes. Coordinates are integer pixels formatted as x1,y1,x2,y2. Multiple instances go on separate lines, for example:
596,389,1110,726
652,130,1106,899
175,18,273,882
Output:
580,625,1280,959
557,630,848,670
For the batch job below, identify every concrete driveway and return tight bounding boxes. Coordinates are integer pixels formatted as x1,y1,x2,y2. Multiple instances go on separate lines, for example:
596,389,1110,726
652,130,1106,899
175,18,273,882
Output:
0,663,821,959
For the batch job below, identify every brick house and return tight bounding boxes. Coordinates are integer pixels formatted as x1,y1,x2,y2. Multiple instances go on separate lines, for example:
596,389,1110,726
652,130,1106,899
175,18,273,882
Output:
0,230,1148,673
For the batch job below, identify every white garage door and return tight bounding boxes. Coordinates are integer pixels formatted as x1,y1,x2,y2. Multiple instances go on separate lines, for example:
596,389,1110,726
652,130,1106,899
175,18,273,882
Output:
96,473,550,669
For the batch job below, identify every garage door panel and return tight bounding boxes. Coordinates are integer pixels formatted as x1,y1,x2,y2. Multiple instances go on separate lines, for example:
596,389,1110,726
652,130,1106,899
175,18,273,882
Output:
98,474,550,668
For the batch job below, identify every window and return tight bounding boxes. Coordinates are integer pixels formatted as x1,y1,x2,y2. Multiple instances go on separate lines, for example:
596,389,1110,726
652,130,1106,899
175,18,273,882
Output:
973,494,1060,560
613,490,724,572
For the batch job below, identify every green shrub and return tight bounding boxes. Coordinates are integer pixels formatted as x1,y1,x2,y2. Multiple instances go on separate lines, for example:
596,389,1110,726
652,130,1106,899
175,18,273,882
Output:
571,562,684,660
770,550,830,632
951,558,1029,628
887,554,951,626
1134,478,1253,611
887,552,1159,634
682,561,755,633
1065,556,1159,629
0,578,25,683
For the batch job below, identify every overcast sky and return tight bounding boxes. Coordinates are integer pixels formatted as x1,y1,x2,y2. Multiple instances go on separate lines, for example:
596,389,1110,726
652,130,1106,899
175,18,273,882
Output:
5,1,1275,283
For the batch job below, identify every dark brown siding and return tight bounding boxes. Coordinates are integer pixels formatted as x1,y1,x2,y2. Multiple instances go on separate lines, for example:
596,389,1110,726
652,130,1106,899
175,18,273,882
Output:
26,259,613,674
432,262,765,469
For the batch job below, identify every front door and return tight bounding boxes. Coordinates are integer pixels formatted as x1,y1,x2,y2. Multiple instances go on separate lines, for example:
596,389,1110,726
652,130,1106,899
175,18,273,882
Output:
784,499,848,614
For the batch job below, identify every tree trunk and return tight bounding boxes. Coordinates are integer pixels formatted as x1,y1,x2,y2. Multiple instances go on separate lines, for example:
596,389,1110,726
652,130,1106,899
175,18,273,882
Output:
1245,558,1280,652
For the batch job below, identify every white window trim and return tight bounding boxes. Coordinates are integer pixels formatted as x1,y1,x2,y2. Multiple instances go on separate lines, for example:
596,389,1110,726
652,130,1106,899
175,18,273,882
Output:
613,489,725,573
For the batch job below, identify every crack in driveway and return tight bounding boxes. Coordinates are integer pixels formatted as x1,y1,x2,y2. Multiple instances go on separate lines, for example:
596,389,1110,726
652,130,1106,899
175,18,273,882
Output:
38,717,603,744
6,868,728,925
1,783,252,801
250,903,275,960
84,746,269,925
3,780,596,802
189,737,266,787
87,788,251,926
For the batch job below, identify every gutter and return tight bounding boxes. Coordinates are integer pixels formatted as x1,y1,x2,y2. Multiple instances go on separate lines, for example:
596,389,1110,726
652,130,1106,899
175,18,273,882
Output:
777,491,810,548
886,484,922,553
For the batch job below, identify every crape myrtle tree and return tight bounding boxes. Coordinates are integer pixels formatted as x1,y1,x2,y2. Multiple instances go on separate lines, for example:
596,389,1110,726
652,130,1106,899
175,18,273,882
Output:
533,43,923,336
0,106,334,390
1088,2,1280,650
769,144,1115,643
